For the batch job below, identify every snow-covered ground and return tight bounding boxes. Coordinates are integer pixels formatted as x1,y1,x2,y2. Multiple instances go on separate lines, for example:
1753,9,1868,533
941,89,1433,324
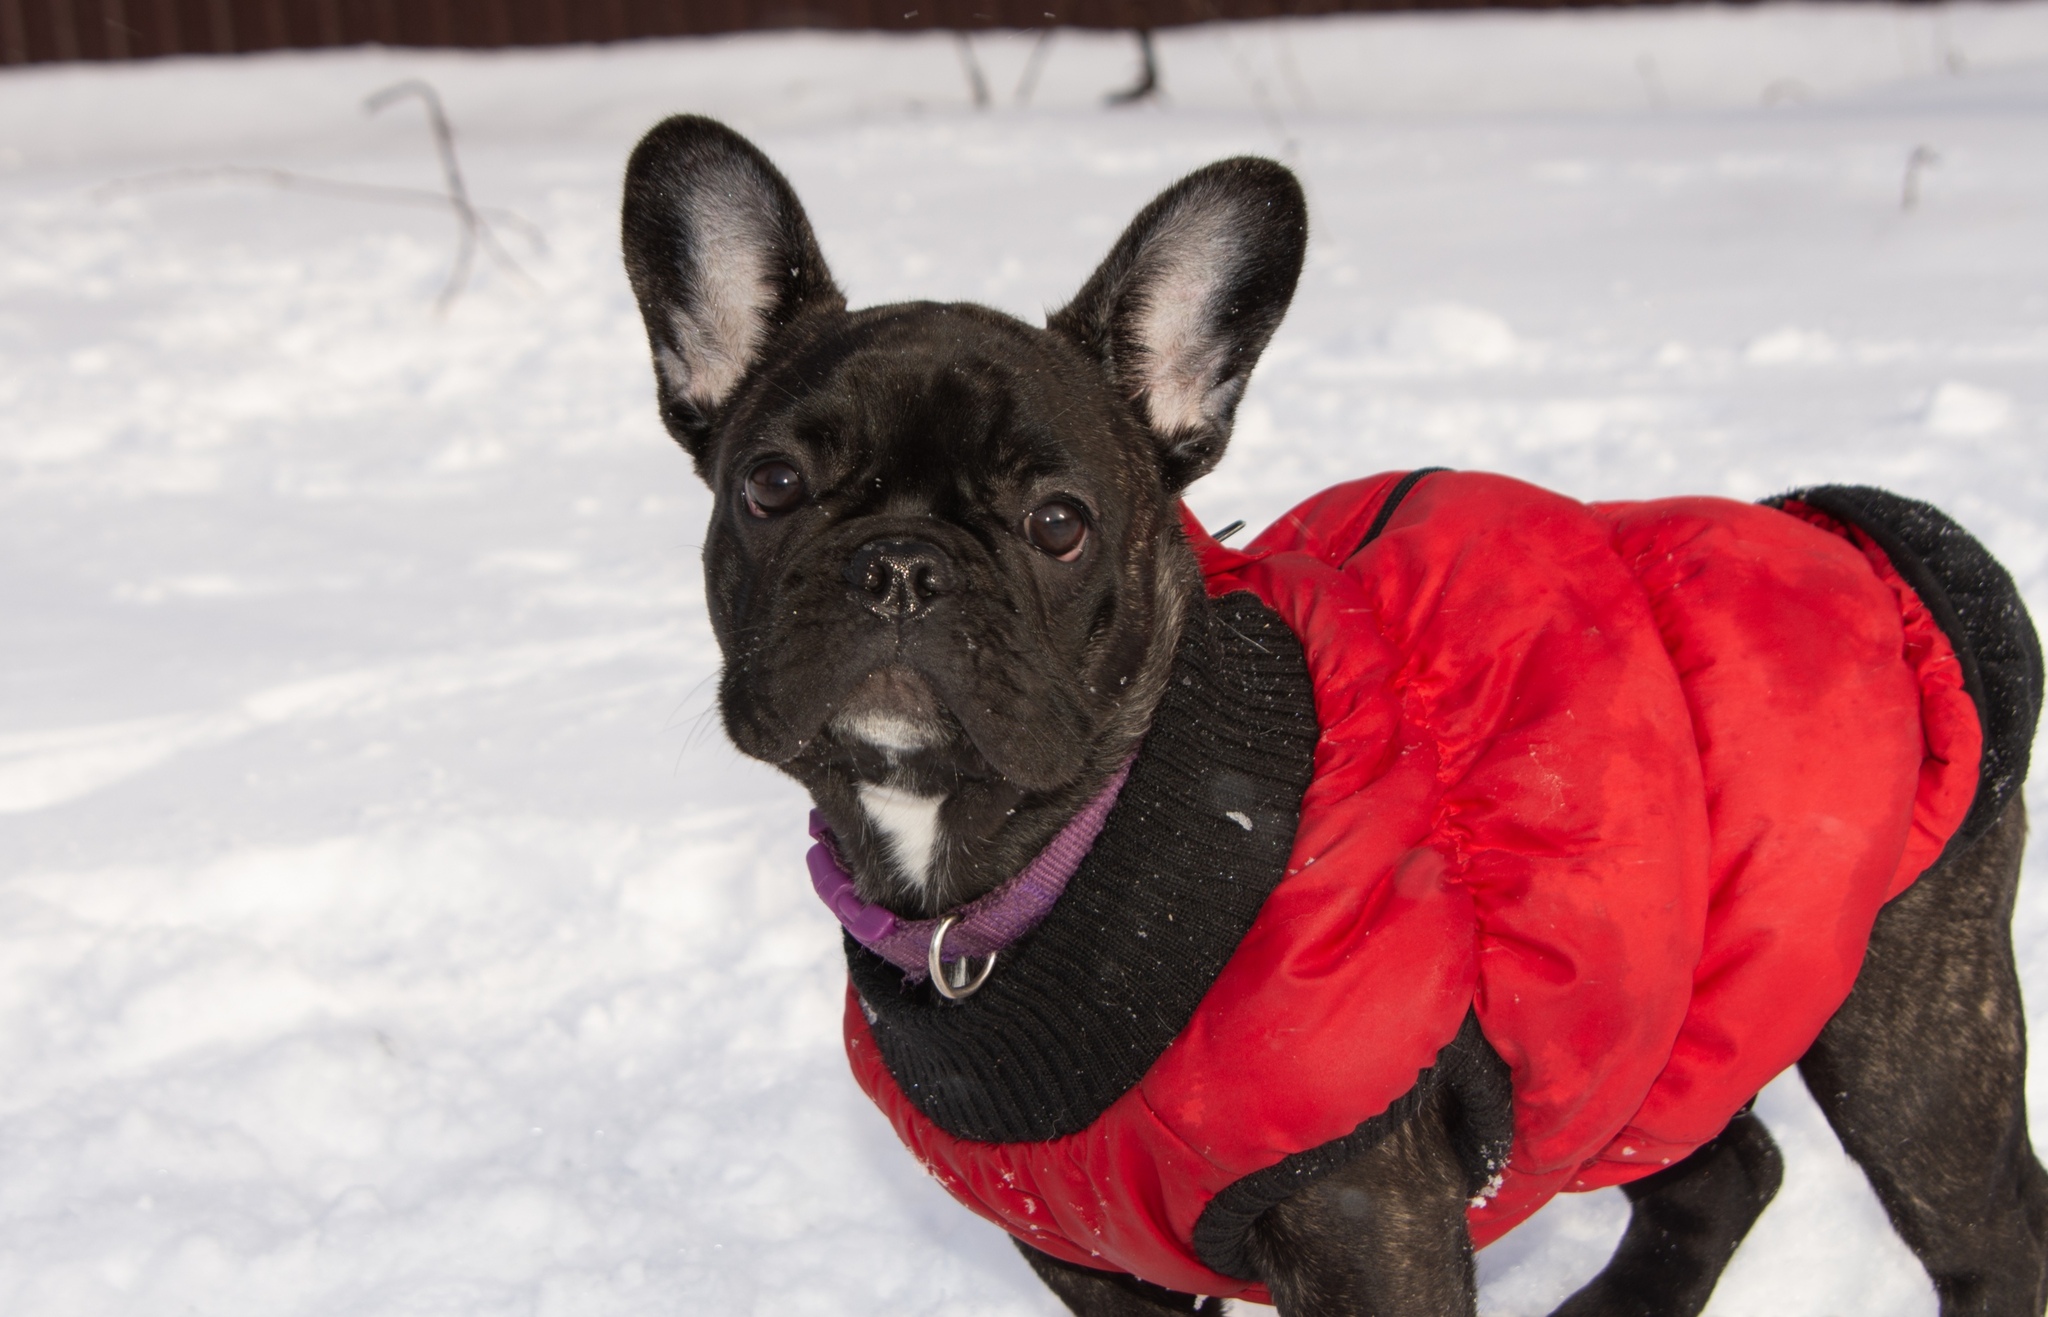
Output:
3,4,2046,1312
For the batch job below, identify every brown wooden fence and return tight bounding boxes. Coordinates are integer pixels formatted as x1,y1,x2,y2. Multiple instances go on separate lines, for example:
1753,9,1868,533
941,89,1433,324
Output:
0,0,1696,65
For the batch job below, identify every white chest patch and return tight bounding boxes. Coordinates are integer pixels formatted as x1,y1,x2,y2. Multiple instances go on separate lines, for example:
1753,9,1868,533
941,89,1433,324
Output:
856,783,945,889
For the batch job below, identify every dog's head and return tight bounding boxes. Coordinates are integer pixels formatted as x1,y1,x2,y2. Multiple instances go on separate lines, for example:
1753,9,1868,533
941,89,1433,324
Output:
622,116,1305,913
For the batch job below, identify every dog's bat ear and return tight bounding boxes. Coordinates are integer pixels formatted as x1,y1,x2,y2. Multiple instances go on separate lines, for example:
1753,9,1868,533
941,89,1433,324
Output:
1048,158,1306,493
621,115,845,471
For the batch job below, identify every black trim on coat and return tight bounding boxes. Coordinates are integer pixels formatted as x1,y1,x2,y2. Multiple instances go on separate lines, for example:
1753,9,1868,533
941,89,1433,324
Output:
1765,485,2042,857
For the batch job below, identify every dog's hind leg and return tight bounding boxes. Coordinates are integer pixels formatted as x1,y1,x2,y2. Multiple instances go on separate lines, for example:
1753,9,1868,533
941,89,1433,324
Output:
1799,799,2048,1315
1016,1242,1224,1317
1547,1109,1783,1317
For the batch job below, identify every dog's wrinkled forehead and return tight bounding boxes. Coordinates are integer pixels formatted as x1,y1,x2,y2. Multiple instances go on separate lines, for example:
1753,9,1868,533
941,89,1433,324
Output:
725,305,1133,514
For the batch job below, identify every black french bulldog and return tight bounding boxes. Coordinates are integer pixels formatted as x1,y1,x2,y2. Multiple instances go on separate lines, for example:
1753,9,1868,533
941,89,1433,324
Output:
620,115,2048,1315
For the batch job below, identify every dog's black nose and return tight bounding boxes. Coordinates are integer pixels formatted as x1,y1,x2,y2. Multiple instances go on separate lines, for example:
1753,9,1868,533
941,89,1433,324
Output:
845,540,952,620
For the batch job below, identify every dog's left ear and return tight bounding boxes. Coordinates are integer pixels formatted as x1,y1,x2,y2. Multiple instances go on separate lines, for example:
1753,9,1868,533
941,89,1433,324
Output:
1048,157,1306,492
621,115,845,473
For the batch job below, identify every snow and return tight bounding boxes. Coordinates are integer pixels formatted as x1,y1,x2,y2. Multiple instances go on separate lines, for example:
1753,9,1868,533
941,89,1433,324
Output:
3,4,2047,1312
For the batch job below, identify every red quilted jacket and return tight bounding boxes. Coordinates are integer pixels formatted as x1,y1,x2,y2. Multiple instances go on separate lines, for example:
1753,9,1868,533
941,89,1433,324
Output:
847,471,1984,1302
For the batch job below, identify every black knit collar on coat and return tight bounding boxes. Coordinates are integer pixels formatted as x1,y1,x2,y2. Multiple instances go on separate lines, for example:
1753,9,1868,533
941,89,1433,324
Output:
847,590,1321,1143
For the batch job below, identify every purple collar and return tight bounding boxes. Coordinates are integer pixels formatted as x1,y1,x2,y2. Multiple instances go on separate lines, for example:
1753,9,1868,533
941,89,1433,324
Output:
807,757,1134,983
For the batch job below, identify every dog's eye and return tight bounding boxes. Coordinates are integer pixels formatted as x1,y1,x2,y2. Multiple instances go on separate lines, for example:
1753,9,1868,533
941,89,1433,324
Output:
1025,501,1088,561
744,460,805,517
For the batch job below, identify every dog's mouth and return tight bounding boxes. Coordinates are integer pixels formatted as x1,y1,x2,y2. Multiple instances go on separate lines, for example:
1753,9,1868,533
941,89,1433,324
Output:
821,664,988,780
829,666,947,754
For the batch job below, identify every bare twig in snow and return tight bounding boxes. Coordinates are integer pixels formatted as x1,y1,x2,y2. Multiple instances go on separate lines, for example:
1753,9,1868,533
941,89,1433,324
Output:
366,79,536,312
94,79,545,315
94,166,544,249
1902,145,1940,212
1107,30,1159,106
954,34,991,109
1014,28,1054,107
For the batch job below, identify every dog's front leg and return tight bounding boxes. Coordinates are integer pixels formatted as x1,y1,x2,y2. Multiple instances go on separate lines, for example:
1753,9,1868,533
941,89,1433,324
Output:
1016,1242,1225,1316
1245,1086,1478,1317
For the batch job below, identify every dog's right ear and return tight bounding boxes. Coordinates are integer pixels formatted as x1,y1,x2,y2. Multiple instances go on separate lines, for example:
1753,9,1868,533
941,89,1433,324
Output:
621,116,844,472
1048,158,1306,493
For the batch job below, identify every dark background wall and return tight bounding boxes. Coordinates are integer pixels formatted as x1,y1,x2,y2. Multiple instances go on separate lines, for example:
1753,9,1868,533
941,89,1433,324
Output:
0,0,1694,65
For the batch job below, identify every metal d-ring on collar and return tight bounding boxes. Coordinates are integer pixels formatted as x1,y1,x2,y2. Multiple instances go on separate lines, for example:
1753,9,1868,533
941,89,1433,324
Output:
927,914,997,1001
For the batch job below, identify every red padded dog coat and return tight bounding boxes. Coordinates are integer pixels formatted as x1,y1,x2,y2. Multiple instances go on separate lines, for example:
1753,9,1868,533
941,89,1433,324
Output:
847,471,1991,1302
